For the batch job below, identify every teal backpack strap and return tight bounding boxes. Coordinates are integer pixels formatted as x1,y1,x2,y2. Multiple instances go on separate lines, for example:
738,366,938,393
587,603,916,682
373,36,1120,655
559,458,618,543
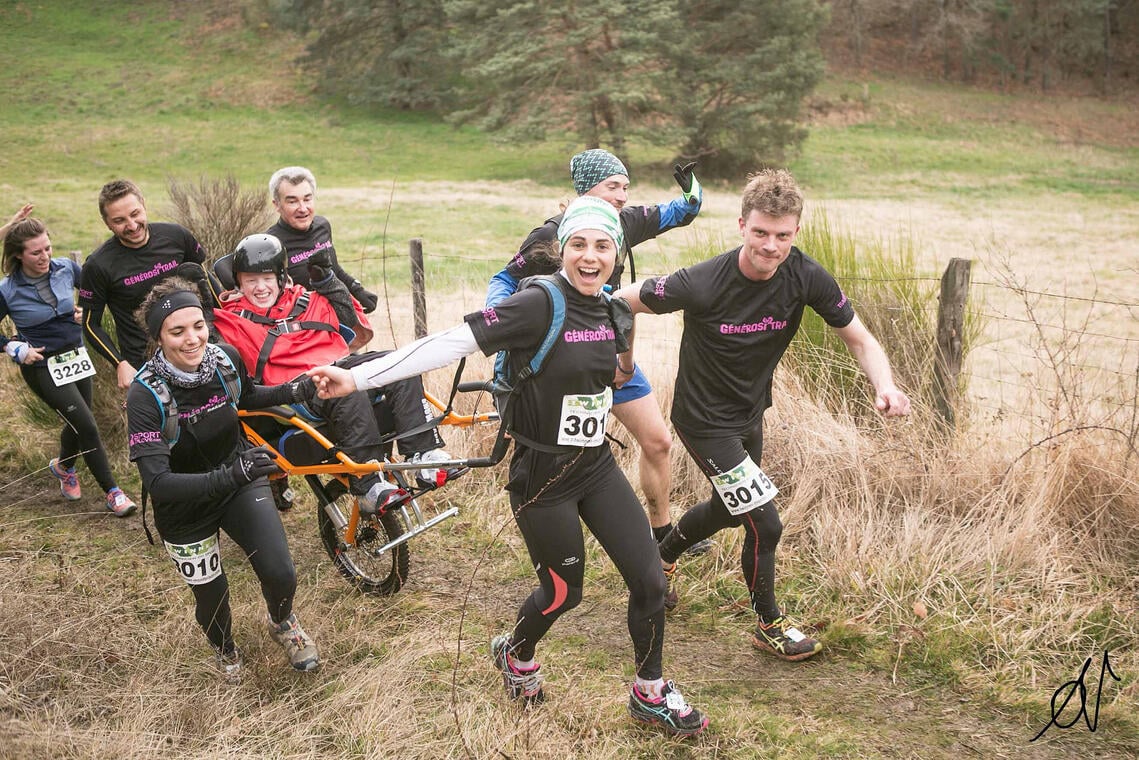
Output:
491,275,568,431
213,347,242,407
133,368,179,447
494,275,567,389
131,367,179,547
517,276,567,384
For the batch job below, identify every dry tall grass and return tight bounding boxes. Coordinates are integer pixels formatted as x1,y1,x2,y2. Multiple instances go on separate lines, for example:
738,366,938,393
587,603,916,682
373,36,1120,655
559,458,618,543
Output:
2,236,1137,758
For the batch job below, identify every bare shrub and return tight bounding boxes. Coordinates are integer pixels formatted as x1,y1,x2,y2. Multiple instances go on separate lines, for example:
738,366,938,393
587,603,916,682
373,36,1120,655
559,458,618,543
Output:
166,174,273,266
786,210,980,427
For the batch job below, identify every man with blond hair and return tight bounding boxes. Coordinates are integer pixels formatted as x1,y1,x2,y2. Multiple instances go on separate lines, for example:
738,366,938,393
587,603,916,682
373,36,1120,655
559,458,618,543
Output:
616,168,911,660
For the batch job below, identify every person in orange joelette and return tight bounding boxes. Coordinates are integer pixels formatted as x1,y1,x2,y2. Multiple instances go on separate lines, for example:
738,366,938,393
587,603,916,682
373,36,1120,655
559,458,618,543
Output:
211,234,451,516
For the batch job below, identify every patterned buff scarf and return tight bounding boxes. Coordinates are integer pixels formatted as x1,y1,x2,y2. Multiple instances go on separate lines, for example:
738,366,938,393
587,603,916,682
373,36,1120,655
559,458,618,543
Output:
149,342,223,389
570,149,629,195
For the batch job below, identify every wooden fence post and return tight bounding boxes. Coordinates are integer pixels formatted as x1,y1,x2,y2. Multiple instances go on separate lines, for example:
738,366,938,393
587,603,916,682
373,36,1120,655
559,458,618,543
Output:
409,238,427,339
933,257,972,430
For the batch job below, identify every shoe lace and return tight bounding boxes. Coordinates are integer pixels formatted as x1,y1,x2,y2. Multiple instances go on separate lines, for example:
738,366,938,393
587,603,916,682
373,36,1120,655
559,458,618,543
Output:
760,616,808,644
663,682,690,712
276,618,311,650
503,659,542,694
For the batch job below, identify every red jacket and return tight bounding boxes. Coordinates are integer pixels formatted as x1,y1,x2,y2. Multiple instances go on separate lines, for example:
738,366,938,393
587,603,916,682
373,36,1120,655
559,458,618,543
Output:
213,284,370,385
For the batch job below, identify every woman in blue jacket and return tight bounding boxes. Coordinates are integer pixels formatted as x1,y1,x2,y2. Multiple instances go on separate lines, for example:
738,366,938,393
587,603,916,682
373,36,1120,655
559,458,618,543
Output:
1,217,136,515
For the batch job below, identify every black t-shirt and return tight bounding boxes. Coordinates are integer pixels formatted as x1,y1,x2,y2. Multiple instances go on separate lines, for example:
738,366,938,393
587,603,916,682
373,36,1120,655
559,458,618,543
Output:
506,203,665,290
640,247,855,435
79,222,205,367
126,345,271,539
266,215,358,291
464,278,619,501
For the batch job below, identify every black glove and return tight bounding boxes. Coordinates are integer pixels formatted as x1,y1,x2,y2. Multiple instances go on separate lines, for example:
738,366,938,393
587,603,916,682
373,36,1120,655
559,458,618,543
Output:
607,296,635,354
229,445,281,485
349,281,379,313
306,250,332,287
672,161,701,205
287,376,317,404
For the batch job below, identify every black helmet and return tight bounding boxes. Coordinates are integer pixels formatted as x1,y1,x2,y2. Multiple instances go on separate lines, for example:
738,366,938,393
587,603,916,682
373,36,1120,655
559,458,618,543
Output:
232,234,286,289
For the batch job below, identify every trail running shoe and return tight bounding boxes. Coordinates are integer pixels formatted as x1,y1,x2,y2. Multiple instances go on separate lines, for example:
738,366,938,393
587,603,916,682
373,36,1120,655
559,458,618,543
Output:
105,487,137,517
751,616,823,662
214,645,244,684
48,458,81,501
490,634,544,705
663,561,679,611
268,613,320,672
409,448,461,488
628,680,708,737
685,537,715,556
359,479,409,517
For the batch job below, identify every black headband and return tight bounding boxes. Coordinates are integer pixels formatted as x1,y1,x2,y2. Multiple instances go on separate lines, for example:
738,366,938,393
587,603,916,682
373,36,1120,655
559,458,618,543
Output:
146,290,203,339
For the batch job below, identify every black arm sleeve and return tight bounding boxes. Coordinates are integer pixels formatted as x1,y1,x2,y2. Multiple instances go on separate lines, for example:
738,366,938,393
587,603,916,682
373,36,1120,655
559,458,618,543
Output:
136,453,238,505
82,301,125,366
332,261,359,292
311,275,359,328
239,378,312,410
226,342,313,409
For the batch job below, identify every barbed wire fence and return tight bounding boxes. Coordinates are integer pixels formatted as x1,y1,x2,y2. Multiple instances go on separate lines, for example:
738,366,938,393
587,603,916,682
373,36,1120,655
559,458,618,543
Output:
390,242,1139,453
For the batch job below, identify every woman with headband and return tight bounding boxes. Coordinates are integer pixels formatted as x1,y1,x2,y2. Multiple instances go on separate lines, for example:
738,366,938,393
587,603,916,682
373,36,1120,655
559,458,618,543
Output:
307,196,708,737
125,276,321,681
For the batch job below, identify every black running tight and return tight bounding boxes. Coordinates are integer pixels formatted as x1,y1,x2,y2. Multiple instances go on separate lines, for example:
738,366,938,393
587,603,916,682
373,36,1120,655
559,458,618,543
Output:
163,480,297,652
509,460,667,680
20,364,117,492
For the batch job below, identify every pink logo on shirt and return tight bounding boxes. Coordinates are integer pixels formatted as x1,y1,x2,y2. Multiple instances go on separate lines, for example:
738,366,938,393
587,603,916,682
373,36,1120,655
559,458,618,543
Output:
481,307,500,326
129,430,163,446
289,240,332,265
564,324,614,343
179,394,228,419
720,316,788,334
123,260,178,287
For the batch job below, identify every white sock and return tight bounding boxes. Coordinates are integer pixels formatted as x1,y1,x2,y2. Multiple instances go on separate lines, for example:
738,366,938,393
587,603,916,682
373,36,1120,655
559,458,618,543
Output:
635,677,665,699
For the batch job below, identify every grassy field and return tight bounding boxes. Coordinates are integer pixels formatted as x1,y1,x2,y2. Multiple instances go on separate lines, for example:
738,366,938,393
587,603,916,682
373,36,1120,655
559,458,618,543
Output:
2,2,1138,758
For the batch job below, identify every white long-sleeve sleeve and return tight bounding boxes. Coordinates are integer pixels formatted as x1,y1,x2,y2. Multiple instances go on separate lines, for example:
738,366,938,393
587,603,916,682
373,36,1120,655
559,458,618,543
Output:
350,323,481,390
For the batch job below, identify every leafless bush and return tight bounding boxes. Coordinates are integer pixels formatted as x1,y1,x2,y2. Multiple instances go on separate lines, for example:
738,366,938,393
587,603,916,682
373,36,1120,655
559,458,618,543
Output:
166,174,273,266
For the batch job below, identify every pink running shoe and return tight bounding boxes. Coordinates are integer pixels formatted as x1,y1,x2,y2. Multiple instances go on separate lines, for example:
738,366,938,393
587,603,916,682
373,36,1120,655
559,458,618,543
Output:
105,488,137,517
49,458,81,501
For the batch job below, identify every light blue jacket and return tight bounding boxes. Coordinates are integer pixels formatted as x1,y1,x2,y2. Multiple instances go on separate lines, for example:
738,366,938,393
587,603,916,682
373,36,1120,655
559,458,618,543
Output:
0,258,84,364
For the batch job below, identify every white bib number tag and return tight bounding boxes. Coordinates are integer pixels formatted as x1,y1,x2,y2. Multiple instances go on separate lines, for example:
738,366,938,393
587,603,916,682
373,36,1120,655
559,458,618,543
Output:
557,387,612,447
710,456,779,515
47,347,96,387
165,535,223,586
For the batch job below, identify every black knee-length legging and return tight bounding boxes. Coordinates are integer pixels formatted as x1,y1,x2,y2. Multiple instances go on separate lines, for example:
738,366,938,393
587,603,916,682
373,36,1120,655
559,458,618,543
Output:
662,419,785,620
